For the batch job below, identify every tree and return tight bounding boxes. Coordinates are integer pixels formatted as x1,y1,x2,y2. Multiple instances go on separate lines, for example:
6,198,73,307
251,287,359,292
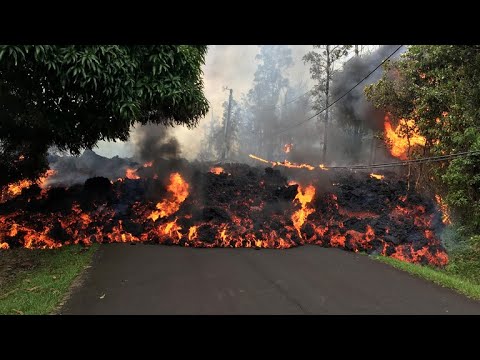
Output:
303,45,352,162
247,45,293,159
0,45,209,186
365,45,480,232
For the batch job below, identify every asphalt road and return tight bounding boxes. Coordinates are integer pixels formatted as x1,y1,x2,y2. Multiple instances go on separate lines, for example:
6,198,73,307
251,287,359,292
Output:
61,244,480,315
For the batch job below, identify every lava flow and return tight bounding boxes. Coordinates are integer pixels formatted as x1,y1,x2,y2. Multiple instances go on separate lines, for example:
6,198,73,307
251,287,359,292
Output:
0,163,449,267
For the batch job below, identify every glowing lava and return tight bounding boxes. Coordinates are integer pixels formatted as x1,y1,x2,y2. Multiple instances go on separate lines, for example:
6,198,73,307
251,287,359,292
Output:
125,168,140,179
210,167,224,175
7,179,32,197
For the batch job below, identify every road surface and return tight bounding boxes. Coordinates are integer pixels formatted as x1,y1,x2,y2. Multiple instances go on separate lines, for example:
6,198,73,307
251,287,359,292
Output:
61,244,480,314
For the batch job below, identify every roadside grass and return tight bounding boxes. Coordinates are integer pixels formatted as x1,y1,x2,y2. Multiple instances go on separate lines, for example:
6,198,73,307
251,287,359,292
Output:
375,256,480,300
0,244,97,315
375,233,480,300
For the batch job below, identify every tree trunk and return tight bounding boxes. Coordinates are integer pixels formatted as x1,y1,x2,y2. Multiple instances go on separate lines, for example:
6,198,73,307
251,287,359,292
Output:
323,45,330,164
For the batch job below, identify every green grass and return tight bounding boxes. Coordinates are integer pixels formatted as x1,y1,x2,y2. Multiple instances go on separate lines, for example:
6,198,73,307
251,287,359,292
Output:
0,245,97,315
375,250,480,301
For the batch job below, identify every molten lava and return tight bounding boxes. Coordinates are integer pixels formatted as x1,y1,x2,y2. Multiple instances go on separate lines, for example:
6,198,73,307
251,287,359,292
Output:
0,165,449,267
125,168,140,180
384,115,426,160
210,167,224,175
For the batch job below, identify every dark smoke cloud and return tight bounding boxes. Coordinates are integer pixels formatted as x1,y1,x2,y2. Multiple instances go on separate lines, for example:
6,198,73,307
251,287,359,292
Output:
132,123,181,162
332,45,405,131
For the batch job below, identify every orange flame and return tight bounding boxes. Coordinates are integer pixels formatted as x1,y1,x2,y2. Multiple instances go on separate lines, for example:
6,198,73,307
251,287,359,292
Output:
370,173,385,180
148,173,189,222
435,194,451,225
291,185,316,238
277,160,315,171
188,226,198,241
210,167,224,175
7,179,32,197
2,169,56,202
384,115,426,160
38,169,56,189
284,143,293,153
143,161,153,168
249,154,318,171
125,168,140,179
249,154,270,164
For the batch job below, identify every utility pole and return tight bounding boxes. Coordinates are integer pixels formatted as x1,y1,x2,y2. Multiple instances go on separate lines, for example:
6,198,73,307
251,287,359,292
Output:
221,88,233,161
322,45,330,164
355,45,359,56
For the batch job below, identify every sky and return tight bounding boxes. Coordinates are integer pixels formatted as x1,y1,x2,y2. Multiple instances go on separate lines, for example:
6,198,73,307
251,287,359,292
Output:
94,45,314,159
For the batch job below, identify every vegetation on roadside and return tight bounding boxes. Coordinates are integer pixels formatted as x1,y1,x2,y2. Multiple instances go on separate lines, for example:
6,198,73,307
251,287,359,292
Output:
0,245,97,315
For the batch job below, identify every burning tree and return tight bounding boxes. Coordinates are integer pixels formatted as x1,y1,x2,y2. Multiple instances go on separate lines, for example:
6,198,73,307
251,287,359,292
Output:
365,45,480,232
0,45,209,187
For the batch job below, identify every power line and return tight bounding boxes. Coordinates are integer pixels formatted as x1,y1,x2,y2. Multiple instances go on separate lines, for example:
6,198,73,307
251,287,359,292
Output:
274,45,404,136
247,150,480,171
334,150,480,170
